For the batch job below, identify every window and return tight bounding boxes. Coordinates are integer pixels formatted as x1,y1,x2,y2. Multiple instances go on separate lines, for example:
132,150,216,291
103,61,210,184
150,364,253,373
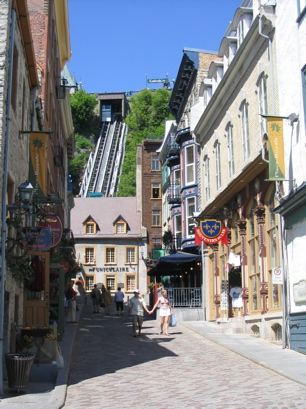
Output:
84,247,95,264
11,45,18,111
152,183,161,199
174,214,182,236
247,200,260,312
151,156,160,171
152,210,161,226
125,246,136,264
258,75,268,136
105,247,116,264
227,124,235,177
85,222,96,234
115,222,126,234
126,274,136,291
153,238,162,248
215,142,221,190
185,145,195,184
302,65,306,125
241,101,250,161
106,275,115,291
204,156,210,200
85,275,95,291
186,197,196,236
266,187,281,309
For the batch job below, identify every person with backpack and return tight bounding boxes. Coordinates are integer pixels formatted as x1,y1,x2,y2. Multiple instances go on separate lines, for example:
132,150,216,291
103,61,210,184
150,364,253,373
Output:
66,281,77,323
91,284,101,313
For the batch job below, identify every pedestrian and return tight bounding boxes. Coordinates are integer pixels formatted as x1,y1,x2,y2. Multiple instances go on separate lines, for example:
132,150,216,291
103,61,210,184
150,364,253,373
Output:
66,280,77,323
100,284,106,308
91,284,101,313
150,289,172,335
128,289,151,337
114,287,125,315
104,286,112,315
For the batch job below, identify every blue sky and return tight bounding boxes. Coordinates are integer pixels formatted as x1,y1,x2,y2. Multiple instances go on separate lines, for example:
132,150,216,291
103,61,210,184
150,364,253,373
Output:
67,0,242,93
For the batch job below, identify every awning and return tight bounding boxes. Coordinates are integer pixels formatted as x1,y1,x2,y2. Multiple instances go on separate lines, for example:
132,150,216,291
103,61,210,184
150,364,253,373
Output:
148,252,201,276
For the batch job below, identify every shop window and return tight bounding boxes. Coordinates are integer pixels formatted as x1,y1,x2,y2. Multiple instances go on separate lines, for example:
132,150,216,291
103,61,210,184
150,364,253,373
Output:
106,275,115,291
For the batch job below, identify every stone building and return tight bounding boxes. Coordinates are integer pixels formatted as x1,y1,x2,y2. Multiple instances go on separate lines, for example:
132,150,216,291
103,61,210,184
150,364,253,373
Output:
71,197,148,298
192,1,283,341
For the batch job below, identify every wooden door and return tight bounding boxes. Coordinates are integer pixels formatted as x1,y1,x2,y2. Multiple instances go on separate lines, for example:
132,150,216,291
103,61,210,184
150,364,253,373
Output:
24,252,50,326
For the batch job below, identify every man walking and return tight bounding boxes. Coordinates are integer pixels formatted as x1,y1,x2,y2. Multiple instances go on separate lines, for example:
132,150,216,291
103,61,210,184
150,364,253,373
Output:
114,287,125,315
128,289,151,337
91,284,101,313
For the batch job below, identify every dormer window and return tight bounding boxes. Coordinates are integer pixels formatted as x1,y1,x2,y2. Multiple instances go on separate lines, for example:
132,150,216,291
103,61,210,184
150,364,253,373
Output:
83,216,98,234
85,222,96,234
115,222,126,234
113,215,129,234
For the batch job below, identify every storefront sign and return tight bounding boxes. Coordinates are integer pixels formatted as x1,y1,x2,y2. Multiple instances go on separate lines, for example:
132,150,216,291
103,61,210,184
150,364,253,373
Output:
88,267,131,273
195,221,228,245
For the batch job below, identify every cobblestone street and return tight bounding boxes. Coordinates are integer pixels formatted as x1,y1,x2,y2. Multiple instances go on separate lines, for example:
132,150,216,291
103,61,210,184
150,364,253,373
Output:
63,306,306,409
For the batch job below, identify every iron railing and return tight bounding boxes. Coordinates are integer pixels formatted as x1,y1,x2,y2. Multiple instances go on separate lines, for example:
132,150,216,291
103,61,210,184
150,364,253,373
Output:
165,287,202,308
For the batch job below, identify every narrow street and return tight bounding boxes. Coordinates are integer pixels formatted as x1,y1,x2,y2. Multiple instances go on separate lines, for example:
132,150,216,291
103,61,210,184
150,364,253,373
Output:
64,305,306,409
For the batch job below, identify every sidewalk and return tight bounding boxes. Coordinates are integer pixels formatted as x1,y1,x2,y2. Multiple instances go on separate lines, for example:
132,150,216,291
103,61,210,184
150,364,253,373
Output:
1,305,306,408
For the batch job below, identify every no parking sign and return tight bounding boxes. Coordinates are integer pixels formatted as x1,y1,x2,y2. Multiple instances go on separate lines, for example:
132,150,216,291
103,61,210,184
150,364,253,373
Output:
272,267,283,284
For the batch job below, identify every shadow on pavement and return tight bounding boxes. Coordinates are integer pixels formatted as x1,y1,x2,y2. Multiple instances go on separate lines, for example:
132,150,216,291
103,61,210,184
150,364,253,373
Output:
67,305,179,386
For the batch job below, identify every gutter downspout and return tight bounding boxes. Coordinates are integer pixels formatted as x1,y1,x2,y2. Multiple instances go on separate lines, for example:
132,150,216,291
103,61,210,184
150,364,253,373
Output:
0,8,16,396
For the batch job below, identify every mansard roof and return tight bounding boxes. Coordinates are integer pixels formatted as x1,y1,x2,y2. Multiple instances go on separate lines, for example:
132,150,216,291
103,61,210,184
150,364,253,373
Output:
71,197,141,237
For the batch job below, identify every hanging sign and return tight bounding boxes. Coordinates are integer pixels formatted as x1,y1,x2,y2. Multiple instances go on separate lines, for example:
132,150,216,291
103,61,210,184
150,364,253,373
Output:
38,212,63,247
267,117,285,181
22,227,53,251
195,220,228,245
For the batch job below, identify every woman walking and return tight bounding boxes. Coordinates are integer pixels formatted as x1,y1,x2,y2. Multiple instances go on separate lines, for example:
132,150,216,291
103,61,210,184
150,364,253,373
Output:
150,289,172,335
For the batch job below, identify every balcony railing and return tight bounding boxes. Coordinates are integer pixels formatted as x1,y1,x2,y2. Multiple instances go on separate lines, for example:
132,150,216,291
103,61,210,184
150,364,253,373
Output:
166,287,202,308
167,183,181,204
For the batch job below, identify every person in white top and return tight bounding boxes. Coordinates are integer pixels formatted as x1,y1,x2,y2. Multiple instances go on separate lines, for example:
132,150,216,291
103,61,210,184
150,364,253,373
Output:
128,289,151,337
151,289,172,336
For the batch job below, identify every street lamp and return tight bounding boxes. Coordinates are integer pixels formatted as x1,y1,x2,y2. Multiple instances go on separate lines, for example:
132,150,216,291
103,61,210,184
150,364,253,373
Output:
18,181,34,205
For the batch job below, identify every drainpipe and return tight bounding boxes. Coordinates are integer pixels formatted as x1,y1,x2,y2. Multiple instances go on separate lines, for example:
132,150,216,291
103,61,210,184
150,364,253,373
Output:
0,8,16,396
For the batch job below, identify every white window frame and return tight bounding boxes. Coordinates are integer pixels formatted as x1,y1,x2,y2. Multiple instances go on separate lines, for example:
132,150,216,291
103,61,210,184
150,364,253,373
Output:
84,247,95,265
185,145,195,185
215,142,221,190
227,124,234,177
204,156,210,200
186,197,196,237
241,101,250,161
105,247,116,264
258,74,268,136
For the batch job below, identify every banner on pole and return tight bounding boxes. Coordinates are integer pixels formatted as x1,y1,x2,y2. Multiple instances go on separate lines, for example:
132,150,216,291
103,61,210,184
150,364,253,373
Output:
267,116,285,181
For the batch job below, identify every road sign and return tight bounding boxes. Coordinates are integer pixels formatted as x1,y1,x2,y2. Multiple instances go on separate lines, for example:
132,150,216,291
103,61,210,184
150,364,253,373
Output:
272,267,283,284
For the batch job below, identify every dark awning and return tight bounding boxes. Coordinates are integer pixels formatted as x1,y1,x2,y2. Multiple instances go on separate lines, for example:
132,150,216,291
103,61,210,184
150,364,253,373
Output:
148,252,201,276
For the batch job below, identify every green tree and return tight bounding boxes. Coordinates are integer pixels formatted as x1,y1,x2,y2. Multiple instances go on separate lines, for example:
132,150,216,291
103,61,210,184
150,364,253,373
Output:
117,88,173,197
70,90,99,136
